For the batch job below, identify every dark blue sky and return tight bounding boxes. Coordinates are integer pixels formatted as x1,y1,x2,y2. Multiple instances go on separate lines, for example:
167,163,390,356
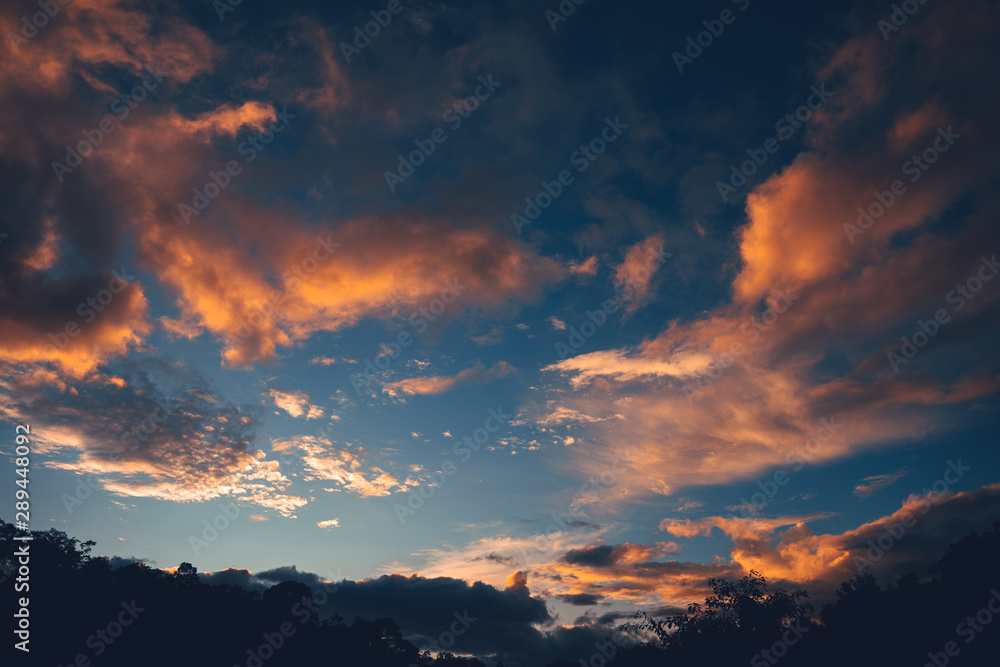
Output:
2,0,999,662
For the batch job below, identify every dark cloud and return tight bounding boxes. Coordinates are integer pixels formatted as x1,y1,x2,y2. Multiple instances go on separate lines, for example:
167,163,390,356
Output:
562,544,618,567
201,567,565,665
473,552,518,567
255,564,326,587
107,556,151,570
557,592,603,606
199,568,264,593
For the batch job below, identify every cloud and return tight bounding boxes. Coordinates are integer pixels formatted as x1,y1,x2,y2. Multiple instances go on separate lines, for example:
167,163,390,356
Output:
0,0,229,375
309,356,357,366
0,0,219,95
854,470,909,498
675,499,704,513
381,361,515,397
569,256,599,277
660,482,1000,600
557,592,604,606
0,358,306,515
547,316,568,331
0,0,569,377
266,389,324,420
245,569,553,664
535,0,1000,504
316,518,340,530
561,542,682,568
294,19,351,120
612,234,667,314
271,436,412,497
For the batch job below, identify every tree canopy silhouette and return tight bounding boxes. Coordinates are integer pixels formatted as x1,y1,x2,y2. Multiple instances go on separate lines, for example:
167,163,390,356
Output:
3,518,999,667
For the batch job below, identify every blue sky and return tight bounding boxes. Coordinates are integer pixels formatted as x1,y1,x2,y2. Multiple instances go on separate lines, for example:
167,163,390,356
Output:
2,0,1000,658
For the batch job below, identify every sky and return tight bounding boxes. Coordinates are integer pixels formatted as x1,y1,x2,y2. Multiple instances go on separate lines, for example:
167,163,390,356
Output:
2,0,1000,662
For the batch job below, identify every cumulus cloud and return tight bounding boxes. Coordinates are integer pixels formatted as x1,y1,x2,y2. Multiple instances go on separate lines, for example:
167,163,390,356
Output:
0,0,568,377
266,389,324,419
205,567,559,665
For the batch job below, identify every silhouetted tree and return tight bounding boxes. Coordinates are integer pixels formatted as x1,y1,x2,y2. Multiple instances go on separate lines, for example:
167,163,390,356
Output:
6,517,1000,667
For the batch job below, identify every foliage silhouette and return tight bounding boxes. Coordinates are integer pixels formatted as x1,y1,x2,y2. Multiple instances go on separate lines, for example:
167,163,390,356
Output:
0,518,481,667
605,520,1000,667
3,518,999,666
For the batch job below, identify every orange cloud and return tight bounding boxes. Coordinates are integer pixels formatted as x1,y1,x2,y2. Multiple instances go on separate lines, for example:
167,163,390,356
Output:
538,0,1000,505
888,100,950,152
0,0,219,96
613,234,667,314
661,482,1000,593
267,389,324,419
2,0,567,377
0,273,151,377
406,483,1000,613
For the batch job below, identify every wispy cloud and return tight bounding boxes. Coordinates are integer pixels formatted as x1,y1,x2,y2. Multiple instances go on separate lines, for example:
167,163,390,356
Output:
382,361,515,397
854,470,909,498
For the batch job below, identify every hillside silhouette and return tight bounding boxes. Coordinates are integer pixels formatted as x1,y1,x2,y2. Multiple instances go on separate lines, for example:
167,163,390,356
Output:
2,518,998,666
